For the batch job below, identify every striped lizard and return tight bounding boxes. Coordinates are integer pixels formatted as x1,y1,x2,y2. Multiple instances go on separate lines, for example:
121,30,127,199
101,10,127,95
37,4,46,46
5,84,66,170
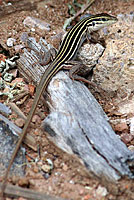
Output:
1,13,117,197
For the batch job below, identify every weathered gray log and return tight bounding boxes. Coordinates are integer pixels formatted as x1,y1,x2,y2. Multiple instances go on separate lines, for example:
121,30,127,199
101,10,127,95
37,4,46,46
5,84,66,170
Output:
43,72,134,182
17,38,134,182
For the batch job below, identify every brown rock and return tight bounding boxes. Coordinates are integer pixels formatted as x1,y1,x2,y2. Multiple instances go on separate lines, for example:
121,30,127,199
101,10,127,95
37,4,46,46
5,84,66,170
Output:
62,163,68,171
32,114,41,124
15,118,25,128
120,133,133,144
18,177,29,187
114,122,128,132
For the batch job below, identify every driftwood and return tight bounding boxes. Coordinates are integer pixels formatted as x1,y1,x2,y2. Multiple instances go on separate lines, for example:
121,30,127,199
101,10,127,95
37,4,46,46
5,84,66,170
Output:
17,38,134,182
0,183,65,200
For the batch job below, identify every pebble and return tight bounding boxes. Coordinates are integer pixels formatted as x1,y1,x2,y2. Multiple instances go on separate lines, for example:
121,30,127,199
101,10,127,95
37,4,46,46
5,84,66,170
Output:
62,163,68,171
32,114,41,123
7,38,16,47
15,118,25,128
31,27,35,32
42,164,52,173
14,44,25,53
54,159,59,168
23,16,51,31
79,189,84,195
95,185,108,197
11,175,20,184
128,145,134,151
33,165,39,173
69,180,74,184
83,194,92,200
18,177,29,187
120,133,133,144
114,122,128,132
43,172,50,179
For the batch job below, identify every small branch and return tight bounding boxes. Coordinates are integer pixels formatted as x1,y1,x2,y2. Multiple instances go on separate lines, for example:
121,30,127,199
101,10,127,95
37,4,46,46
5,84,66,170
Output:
63,0,95,29
73,0,95,19
8,102,27,120
0,183,65,200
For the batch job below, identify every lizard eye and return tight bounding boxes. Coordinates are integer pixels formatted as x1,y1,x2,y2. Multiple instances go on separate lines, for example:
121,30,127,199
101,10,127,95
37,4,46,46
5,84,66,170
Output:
102,18,107,21
92,21,95,26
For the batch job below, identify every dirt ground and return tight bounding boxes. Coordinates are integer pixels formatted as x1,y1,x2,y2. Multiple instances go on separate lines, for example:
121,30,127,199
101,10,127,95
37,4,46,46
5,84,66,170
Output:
0,0,134,199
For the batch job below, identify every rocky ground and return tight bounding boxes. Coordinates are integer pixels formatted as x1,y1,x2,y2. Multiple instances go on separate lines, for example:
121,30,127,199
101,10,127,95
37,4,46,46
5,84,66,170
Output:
0,0,134,199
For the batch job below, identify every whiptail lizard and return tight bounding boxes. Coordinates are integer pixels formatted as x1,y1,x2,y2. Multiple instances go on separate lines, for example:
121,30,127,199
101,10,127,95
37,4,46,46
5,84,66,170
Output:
0,13,117,198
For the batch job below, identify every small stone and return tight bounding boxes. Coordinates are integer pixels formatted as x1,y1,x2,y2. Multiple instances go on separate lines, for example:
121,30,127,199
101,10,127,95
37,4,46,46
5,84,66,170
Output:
62,163,68,171
23,16,51,31
128,145,134,151
79,189,84,195
54,159,59,168
7,38,16,47
120,133,133,144
85,186,92,190
83,194,92,200
37,161,43,166
69,180,74,184
29,179,35,186
11,175,20,184
114,122,128,132
43,172,50,179
15,118,25,128
33,165,39,173
48,186,52,191
32,114,41,123
41,164,51,173
96,185,108,197
14,44,25,53
18,177,29,187
31,27,35,32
